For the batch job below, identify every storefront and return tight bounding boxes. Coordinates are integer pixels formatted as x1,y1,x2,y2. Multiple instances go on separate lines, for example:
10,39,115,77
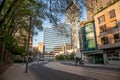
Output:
81,22,104,64
104,49,120,65
83,50,104,64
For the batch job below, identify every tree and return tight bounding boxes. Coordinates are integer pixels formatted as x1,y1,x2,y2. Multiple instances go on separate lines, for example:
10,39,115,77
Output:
0,0,47,66
0,0,86,52
0,0,46,51
41,0,85,24
0,0,85,38
55,54,65,60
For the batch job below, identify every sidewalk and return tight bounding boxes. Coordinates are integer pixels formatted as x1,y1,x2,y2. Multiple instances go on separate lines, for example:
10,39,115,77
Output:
0,63,36,80
60,61,120,70
84,63,120,69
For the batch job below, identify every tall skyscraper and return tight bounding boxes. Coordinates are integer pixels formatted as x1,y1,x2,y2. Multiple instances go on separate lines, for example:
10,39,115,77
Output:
44,24,71,54
66,1,80,52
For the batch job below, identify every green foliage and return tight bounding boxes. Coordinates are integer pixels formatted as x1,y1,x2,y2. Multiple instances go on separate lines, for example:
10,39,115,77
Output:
0,0,45,38
55,54,65,60
0,0,46,54
69,53,75,60
0,0,85,56
13,46,26,55
4,35,17,50
55,53,75,61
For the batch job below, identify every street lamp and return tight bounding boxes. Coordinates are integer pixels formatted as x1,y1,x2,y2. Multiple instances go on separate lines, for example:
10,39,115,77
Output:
25,17,32,73
63,37,66,55
78,28,82,60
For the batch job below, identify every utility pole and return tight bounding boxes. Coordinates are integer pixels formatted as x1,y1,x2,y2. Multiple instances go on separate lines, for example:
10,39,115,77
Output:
63,37,66,55
79,28,82,60
63,37,66,61
25,17,32,73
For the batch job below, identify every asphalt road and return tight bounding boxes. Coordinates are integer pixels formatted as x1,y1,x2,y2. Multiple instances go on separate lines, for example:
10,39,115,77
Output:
29,62,120,80
29,62,97,80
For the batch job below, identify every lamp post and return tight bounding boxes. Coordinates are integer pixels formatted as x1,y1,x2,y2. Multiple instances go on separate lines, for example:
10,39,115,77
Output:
32,39,37,62
25,17,32,73
78,28,82,60
63,36,66,61
63,37,66,55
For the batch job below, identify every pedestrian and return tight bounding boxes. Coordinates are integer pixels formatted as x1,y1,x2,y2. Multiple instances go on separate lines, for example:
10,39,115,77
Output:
79,58,82,64
82,60,85,65
75,57,80,65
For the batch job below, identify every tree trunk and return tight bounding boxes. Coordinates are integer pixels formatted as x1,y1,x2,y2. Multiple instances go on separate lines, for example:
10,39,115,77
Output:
0,41,5,65
5,50,8,64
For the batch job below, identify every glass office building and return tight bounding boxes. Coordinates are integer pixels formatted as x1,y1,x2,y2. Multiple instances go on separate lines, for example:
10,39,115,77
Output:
81,22,104,64
44,24,71,53
82,22,96,51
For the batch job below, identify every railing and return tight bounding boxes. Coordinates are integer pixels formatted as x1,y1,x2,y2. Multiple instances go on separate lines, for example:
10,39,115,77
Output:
99,26,119,36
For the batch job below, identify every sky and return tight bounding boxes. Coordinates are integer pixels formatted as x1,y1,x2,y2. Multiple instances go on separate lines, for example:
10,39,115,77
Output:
32,20,51,47
32,2,87,47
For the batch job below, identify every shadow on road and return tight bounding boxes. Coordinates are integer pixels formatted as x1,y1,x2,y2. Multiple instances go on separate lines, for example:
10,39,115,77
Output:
29,62,97,80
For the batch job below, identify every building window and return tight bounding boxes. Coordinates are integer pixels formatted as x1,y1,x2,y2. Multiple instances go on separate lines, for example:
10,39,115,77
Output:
99,24,107,33
113,33,120,42
87,39,95,48
86,32,94,39
101,37,109,45
98,15,105,24
109,9,116,18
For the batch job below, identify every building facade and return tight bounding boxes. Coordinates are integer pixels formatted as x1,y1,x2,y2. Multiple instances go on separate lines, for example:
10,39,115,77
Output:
44,27,62,53
44,24,71,54
38,42,44,54
53,43,72,55
85,0,119,20
80,21,104,64
94,0,120,65
66,1,80,51
53,46,63,54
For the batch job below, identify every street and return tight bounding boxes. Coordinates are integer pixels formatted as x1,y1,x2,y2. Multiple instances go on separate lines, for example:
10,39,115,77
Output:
1,0,120,80
29,62,97,80
29,62,120,80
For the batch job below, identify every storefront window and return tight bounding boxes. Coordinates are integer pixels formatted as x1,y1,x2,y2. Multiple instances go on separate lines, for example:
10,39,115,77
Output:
107,52,119,60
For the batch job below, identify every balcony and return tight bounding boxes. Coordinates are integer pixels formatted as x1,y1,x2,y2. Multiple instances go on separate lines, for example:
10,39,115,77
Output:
100,31,107,36
107,26,119,34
